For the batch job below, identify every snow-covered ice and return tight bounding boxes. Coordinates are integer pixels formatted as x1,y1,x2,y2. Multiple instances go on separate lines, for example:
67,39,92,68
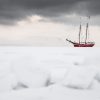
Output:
0,47,100,100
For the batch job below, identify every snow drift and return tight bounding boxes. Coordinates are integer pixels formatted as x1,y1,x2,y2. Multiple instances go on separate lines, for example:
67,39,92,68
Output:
0,47,100,100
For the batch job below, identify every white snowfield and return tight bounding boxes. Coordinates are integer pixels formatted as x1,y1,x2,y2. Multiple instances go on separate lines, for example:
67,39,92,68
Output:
0,47,100,100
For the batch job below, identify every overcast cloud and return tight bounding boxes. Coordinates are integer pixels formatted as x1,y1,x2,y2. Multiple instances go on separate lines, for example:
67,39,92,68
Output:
0,0,100,25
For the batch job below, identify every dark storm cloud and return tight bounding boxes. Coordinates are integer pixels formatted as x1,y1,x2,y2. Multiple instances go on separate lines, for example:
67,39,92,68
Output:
0,0,100,25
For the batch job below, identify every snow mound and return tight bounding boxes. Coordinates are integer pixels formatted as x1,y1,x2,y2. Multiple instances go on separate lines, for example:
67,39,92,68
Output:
49,67,69,84
0,73,17,92
62,65,98,89
90,80,100,90
0,55,18,92
0,58,11,78
47,65,75,84
83,54,100,66
12,56,50,88
95,68,100,82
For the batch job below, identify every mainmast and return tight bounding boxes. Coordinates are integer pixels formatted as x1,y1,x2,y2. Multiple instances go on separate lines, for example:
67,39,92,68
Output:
85,23,88,43
78,17,82,44
85,16,90,44
79,23,81,44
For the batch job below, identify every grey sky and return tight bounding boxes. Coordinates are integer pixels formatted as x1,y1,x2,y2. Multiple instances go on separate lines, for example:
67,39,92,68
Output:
0,0,100,25
0,0,100,47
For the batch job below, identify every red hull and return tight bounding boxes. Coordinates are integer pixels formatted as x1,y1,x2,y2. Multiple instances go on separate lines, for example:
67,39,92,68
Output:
66,39,95,47
74,42,95,47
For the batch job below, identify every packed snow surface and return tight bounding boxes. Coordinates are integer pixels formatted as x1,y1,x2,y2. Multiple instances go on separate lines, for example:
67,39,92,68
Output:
0,47,100,100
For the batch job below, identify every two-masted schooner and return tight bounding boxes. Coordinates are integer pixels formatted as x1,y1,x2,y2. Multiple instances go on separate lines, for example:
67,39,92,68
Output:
66,17,95,47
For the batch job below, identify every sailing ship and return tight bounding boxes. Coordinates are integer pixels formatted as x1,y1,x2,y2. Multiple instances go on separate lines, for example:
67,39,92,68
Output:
66,17,95,47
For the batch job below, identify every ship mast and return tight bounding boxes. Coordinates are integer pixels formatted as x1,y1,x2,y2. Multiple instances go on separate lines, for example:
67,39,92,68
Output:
78,17,82,44
85,16,90,44
79,23,81,44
